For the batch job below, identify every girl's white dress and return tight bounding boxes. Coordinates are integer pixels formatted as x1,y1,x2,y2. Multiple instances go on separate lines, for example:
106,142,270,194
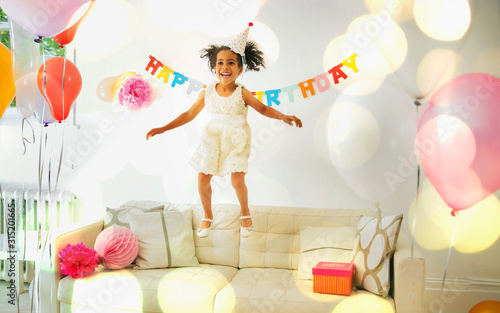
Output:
190,82,251,176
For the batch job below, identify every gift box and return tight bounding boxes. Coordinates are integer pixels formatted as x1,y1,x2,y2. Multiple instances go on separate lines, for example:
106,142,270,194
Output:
312,262,354,295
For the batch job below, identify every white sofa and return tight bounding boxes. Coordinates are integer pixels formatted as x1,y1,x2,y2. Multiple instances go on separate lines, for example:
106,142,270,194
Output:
49,201,425,313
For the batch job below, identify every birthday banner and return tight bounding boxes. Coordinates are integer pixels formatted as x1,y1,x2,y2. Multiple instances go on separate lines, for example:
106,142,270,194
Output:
144,53,358,106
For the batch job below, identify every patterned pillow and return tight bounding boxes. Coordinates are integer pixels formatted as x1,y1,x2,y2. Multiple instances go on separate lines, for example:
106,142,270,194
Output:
350,214,403,296
104,205,164,229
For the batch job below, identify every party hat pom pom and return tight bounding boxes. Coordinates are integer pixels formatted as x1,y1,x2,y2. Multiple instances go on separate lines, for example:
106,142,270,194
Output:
229,23,253,56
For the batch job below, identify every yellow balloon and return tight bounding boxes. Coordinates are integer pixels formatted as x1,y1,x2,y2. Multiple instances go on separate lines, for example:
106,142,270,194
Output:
0,43,16,119
469,300,500,313
96,71,134,102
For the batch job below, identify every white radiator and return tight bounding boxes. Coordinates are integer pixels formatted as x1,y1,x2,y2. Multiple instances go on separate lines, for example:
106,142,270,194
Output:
0,188,77,284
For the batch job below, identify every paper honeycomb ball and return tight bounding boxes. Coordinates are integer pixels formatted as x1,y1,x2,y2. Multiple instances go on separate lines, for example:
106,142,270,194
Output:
94,225,139,269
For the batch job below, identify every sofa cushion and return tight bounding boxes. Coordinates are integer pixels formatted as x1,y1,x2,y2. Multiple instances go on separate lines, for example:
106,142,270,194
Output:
239,205,377,269
192,203,240,268
351,214,403,297
128,208,199,269
58,264,238,313
214,268,394,313
297,225,356,279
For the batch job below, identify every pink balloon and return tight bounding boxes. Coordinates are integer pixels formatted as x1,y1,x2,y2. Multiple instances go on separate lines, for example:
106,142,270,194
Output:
418,73,500,213
94,226,139,270
0,0,92,38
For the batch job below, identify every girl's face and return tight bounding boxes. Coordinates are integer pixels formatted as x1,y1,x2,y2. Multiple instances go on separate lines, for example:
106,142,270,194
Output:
215,49,243,85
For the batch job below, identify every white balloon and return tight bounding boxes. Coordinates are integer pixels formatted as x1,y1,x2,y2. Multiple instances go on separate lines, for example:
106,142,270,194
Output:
10,20,40,119
375,3,470,99
14,72,37,118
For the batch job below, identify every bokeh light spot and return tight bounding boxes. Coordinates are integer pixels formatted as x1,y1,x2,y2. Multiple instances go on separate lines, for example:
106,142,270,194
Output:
332,293,394,313
409,181,500,252
373,15,407,74
248,22,279,66
76,0,135,56
327,101,380,169
417,49,459,97
414,0,471,41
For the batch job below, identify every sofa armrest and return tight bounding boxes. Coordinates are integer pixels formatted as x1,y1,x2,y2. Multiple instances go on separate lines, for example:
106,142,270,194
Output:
392,232,426,313
41,218,104,313
52,218,105,283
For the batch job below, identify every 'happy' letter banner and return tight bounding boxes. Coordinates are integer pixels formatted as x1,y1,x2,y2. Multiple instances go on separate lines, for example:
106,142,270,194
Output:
144,53,358,106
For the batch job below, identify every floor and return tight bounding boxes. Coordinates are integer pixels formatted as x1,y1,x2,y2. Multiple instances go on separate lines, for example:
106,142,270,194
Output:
0,281,32,313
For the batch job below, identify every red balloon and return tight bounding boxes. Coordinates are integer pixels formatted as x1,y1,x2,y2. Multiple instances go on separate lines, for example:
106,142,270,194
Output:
37,57,82,122
53,0,96,46
418,73,500,213
469,300,500,313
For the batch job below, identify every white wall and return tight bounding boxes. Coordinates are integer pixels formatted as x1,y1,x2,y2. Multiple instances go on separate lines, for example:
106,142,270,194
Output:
1,0,499,311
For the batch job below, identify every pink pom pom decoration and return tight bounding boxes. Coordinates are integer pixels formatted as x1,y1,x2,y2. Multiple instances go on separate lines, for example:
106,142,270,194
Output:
59,242,99,279
116,73,154,111
94,225,139,269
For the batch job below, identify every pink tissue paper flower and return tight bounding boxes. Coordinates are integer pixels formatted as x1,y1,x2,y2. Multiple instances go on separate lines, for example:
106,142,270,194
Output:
116,74,154,111
59,242,99,279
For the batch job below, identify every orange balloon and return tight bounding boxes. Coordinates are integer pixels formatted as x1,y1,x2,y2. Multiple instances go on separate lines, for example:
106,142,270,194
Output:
469,300,500,313
53,0,96,46
37,57,82,122
0,43,16,120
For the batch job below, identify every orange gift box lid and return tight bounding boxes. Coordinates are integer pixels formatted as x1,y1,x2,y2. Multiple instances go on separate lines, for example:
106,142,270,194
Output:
312,262,354,277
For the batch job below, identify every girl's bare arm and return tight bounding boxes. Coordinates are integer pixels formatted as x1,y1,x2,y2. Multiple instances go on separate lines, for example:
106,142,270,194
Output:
146,90,206,139
242,88,302,127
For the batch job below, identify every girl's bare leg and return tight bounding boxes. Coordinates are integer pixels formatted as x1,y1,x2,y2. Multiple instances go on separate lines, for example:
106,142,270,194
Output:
198,172,213,228
231,172,252,227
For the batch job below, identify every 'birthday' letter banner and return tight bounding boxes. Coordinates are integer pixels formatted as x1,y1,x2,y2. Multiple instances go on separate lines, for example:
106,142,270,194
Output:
144,53,358,107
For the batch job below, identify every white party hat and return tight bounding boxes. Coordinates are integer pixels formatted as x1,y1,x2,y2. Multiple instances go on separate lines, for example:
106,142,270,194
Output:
228,22,253,56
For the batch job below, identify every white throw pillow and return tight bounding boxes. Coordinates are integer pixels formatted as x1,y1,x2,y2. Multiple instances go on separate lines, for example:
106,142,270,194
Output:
128,210,199,269
350,214,403,296
298,226,356,280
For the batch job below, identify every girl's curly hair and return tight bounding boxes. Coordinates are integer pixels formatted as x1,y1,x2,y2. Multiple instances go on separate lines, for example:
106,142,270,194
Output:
200,41,265,73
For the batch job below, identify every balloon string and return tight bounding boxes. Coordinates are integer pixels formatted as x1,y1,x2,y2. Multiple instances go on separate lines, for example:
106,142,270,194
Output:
410,101,421,309
54,127,64,192
62,56,67,123
439,218,459,313
48,127,65,194
71,45,78,126
33,127,50,313
48,144,52,195
21,118,35,155
34,123,45,313
37,197,54,311
41,41,50,119
34,125,48,313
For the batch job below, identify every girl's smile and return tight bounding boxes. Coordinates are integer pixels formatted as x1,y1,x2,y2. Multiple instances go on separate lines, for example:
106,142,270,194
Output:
215,49,243,84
